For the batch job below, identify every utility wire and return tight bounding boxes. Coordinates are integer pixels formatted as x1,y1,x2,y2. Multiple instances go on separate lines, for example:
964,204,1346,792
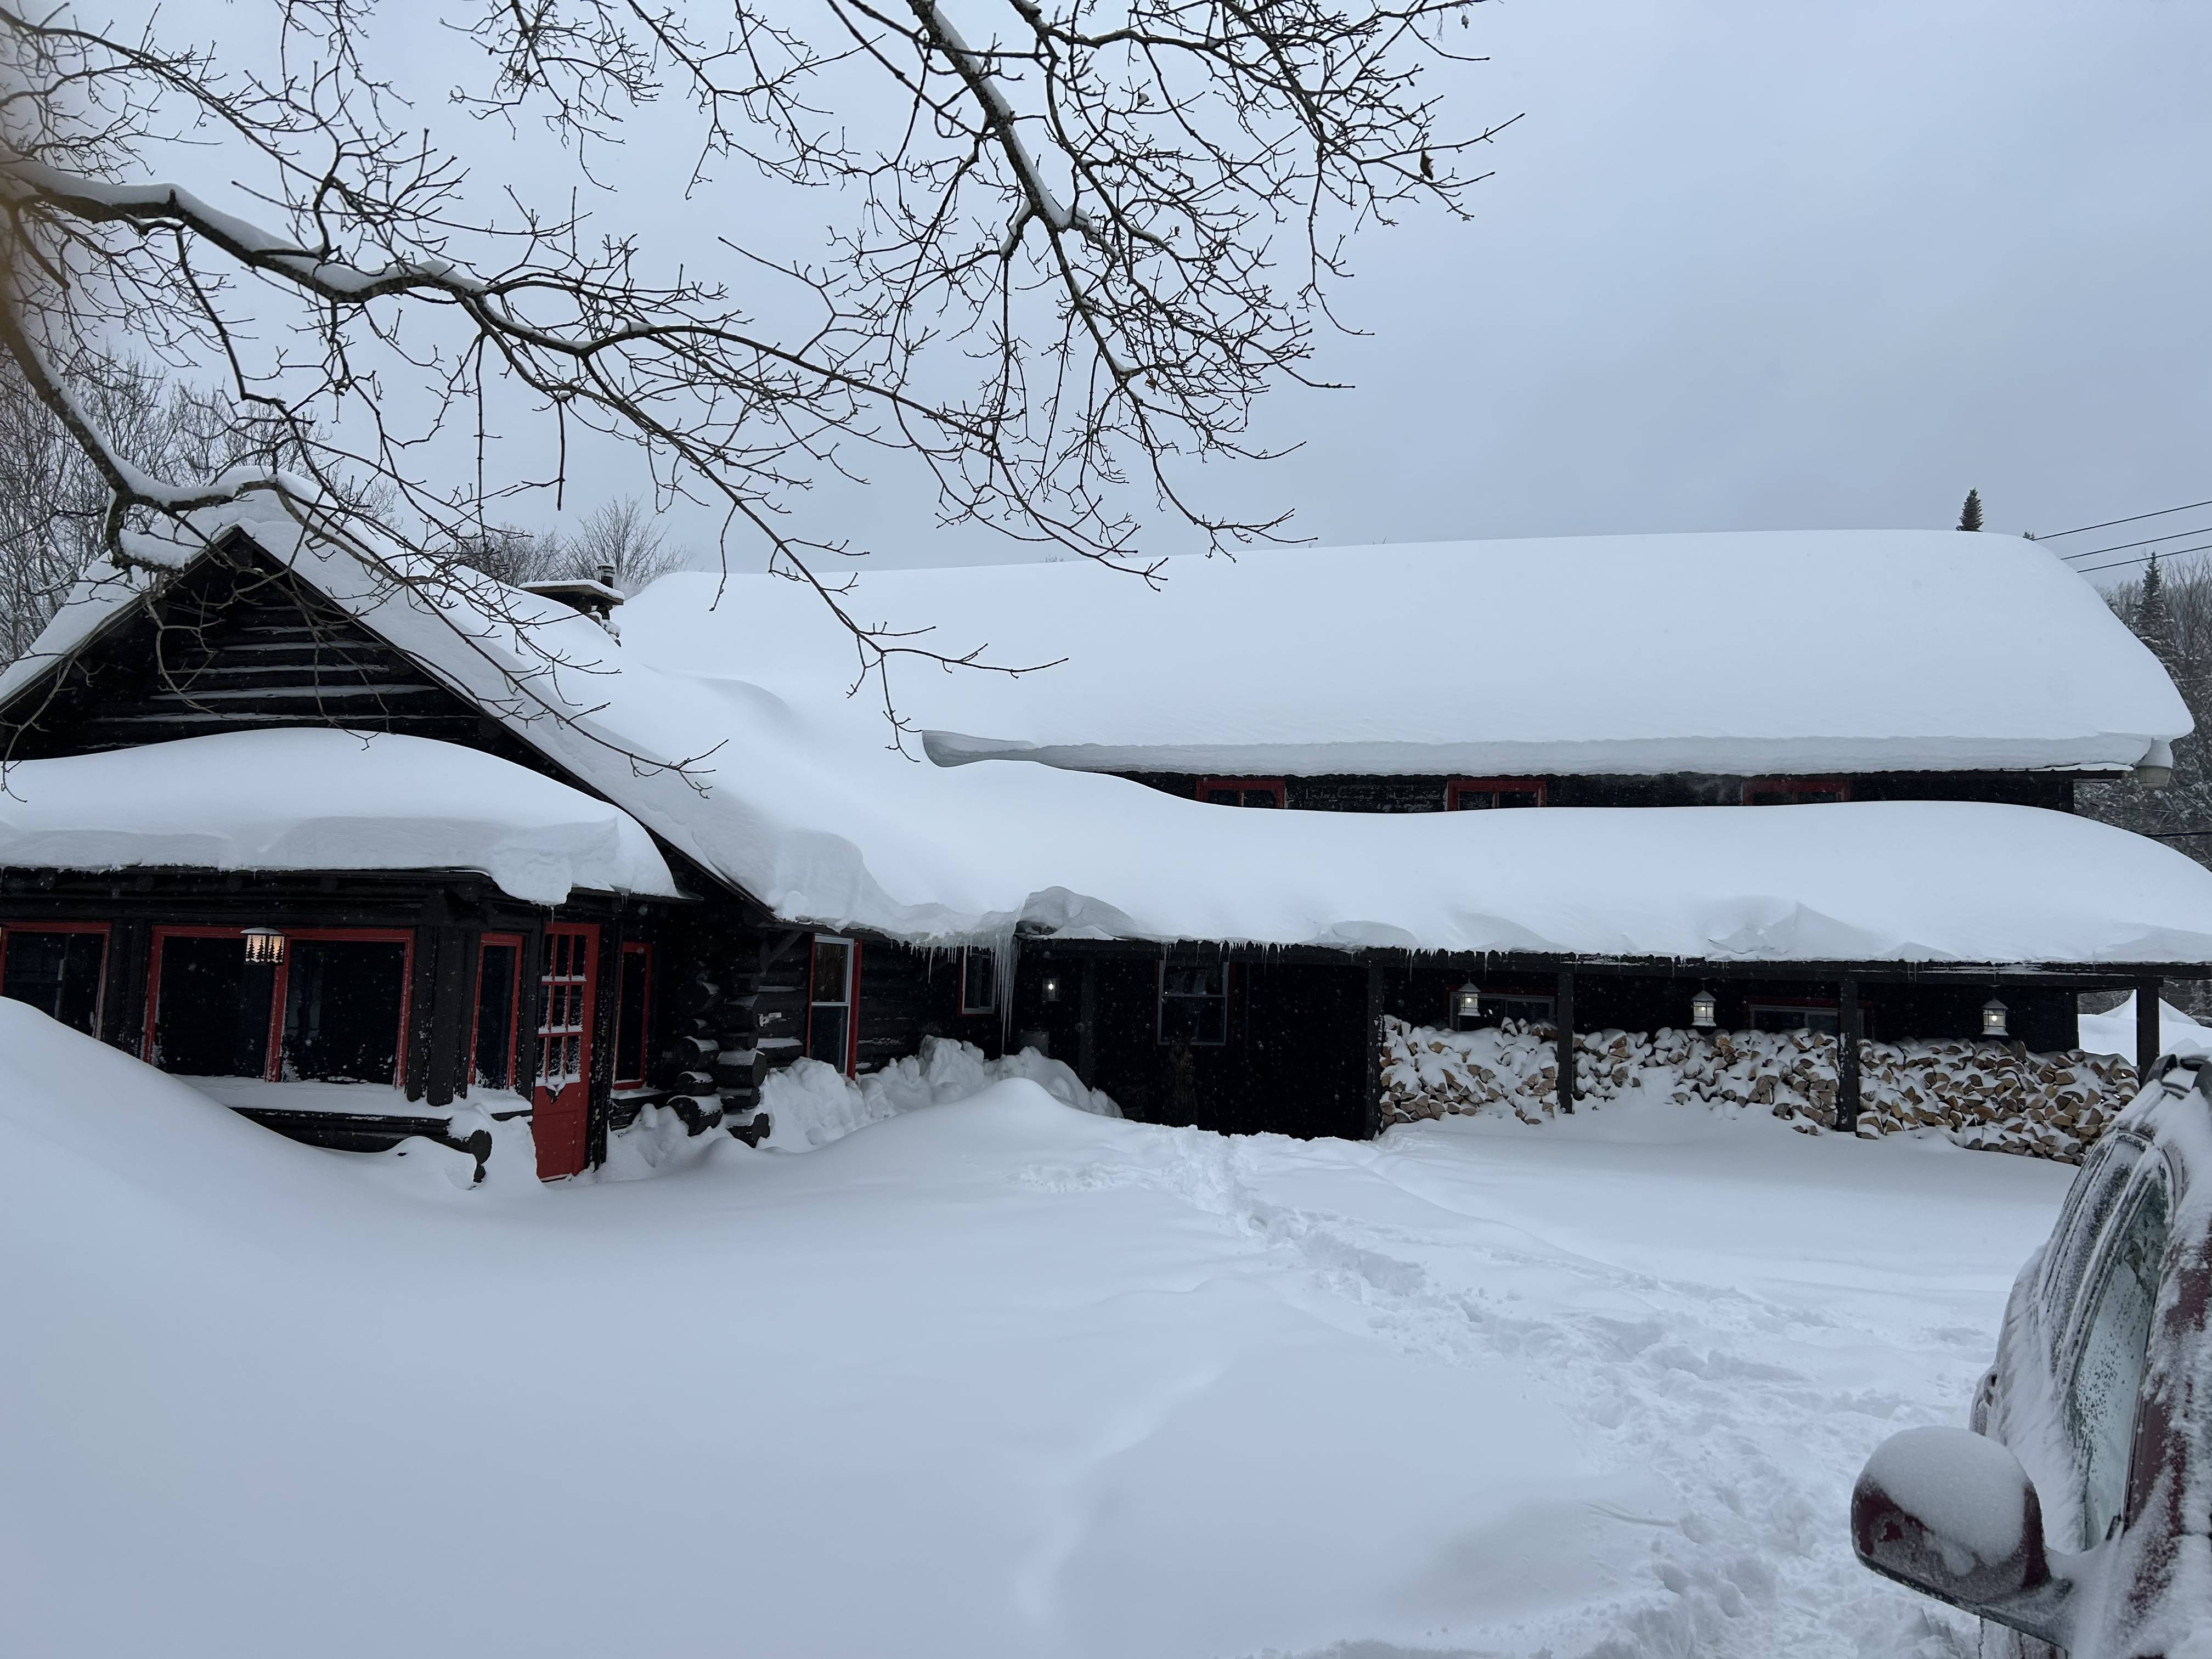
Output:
2038,498,2212,539
2075,540,2212,577
2063,523,2212,562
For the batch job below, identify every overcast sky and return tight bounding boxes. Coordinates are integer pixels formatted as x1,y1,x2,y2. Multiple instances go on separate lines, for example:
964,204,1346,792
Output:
811,0,2212,573
138,0,2212,581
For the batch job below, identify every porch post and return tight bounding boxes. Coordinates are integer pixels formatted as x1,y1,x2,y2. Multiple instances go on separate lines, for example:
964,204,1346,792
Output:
2138,977,2163,1081
1556,967,1576,1113
1076,956,1098,1086
1363,958,1385,1139
1837,977,1861,1132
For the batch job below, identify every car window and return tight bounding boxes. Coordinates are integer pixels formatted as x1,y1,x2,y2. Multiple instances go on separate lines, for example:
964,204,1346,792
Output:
2066,1170,2171,1549
2044,1135,2146,1331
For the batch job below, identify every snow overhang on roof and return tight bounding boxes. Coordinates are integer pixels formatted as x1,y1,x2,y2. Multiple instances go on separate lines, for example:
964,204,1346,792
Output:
0,729,682,907
9,510,2212,967
623,530,2190,779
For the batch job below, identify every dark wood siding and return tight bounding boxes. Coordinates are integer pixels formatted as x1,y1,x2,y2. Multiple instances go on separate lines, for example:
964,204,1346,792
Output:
1120,770,2078,812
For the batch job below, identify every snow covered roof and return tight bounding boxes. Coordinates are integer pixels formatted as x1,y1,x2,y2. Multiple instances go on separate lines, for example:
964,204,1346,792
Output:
7,511,2212,966
627,531,2186,778
0,729,681,906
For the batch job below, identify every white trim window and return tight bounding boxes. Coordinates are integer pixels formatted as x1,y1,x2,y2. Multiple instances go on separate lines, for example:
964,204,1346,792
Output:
808,935,856,1073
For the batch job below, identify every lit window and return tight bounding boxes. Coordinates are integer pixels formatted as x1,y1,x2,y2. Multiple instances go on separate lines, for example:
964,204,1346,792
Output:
1448,777,1547,810
809,935,856,1074
1743,778,1850,806
1196,777,1285,809
146,927,411,1085
1158,960,1228,1046
959,947,997,1015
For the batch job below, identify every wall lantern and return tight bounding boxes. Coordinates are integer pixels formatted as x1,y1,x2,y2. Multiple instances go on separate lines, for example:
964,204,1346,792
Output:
1982,997,2010,1039
1041,972,1064,1005
1690,987,1718,1030
1452,981,1482,1028
242,927,287,967
2136,740,2175,791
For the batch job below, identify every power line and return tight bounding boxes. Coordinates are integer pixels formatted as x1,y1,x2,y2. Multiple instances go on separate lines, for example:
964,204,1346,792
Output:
2062,523,2212,562
2037,498,2212,539
2075,539,2212,577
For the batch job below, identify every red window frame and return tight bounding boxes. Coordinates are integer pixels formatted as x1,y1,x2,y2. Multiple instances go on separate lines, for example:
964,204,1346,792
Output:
807,933,861,1077
1195,777,1286,809
1446,777,1548,810
1741,777,1851,806
0,919,112,1035
472,931,526,1091
614,940,654,1087
143,925,414,1086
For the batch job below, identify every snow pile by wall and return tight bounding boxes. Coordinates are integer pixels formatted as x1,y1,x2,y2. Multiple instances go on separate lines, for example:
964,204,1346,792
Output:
757,1039,1120,1153
1380,1017,2138,1162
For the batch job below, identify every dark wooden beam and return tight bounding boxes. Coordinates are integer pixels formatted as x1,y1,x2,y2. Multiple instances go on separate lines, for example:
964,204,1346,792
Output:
1363,959,1385,1138
1837,977,1861,1132
2139,977,2163,1080
1556,967,1576,1113
1077,956,1098,1085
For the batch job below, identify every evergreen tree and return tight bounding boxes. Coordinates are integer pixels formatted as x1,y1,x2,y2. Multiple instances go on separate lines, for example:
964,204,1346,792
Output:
2140,551,2174,666
1957,489,1984,532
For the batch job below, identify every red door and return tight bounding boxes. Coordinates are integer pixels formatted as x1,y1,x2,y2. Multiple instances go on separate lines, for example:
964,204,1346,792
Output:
533,924,599,1179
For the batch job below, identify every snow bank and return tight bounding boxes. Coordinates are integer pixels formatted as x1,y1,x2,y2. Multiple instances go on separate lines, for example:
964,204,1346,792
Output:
758,1037,1119,1151
631,531,2188,777
0,728,679,905
1383,1017,2138,1161
2079,990,2212,1060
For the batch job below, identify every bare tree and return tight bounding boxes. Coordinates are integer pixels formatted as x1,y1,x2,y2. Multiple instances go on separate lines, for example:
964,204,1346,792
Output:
552,498,687,594
0,0,1508,744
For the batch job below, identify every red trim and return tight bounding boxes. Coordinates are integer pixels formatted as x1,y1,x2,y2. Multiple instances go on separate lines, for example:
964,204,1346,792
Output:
1741,777,1851,805
0,919,112,1035
143,925,413,1084
1446,777,1548,809
534,923,600,1179
1195,776,1286,808
615,940,654,1087
472,932,526,1090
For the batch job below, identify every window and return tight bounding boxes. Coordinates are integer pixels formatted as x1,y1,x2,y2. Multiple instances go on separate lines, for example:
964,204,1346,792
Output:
615,943,653,1086
0,923,108,1036
280,936,408,1082
1486,993,1556,1027
1743,778,1850,806
145,927,411,1085
473,934,524,1090
2068,1173,2171,1547
808,935,857,1074
1448,777,1546,810
1158,959,1228,1046
1196,777,1285,809
959,947,997,1015
536,928,594,1091
1749,1000,1839,1036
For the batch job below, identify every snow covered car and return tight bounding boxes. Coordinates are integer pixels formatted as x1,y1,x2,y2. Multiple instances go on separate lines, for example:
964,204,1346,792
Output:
1850,1053,2212,1657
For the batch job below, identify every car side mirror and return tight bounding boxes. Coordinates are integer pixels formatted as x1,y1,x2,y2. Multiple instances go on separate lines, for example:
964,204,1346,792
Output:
1851,1427,2075,1648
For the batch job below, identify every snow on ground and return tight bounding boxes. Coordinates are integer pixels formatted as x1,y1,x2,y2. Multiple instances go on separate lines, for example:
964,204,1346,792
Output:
2079,989,2212,1060
1,1000,2071,1658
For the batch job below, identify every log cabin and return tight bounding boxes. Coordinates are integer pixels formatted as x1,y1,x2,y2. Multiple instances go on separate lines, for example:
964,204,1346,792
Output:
5,512,2211,1176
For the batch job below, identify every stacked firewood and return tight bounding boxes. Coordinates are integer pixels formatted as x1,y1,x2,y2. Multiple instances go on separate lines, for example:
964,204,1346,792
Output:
1378,1017,2137,1163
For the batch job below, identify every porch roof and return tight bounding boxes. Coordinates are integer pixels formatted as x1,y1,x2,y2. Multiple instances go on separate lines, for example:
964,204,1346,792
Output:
0,728,681,907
